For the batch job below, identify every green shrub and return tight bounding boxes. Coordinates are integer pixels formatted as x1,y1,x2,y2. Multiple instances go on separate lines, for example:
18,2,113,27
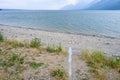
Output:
108,56,120,68
50,66,67,80
91,50,105,63
0,32,4,41
30,38,41,48
46,44,62,53
29,61,44,69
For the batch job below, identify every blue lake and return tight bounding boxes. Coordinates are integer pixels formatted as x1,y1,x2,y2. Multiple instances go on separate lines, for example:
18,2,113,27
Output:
0,10,120,38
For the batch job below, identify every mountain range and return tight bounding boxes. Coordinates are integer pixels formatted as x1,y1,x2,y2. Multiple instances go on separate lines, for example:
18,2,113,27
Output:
61,0,120,10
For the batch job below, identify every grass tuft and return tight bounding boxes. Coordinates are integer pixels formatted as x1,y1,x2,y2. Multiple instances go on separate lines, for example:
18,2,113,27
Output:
29,61,44,69
81,50,120,69
0,32,4,41
30,38,41,48
46,44,62,53
0,53,24,67
5,39,24,47
0,52,25,80
50,66,67,80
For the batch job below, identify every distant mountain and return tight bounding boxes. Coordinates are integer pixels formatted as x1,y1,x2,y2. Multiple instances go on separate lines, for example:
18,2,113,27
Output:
61,0,120,10
87,0,120,10
61,2,86,10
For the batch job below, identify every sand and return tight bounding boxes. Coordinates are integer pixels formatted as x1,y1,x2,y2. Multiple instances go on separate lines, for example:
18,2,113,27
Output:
0,24,120,80
0,24,120,56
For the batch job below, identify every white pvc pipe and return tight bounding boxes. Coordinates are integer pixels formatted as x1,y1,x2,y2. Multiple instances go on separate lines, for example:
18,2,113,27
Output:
68,47,72,80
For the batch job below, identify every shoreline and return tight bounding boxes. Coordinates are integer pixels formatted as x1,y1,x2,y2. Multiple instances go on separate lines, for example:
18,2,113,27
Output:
0,24,120,56
0,24,118,39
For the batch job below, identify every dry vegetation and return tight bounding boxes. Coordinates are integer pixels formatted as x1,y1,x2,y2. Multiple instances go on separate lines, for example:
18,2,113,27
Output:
81,49,120,80
0,32,120,80
0,32,68,80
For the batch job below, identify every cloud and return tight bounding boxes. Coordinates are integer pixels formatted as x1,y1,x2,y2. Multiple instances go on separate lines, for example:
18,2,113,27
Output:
0,0,69,10
0,0,96,10
67,0,78,5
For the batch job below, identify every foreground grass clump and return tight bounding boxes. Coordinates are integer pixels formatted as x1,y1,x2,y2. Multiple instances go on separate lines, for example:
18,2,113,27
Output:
0,32,4,41
46,44,62,53
81,50,120,80
50,66,67,80
30,38,41,48
0,53,24,67
0,53,25,80
81,50,120,69
5,39,24,47
29,61,44,69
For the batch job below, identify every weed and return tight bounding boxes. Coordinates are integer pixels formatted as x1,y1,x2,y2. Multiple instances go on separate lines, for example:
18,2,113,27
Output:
81,50,120,69
50,66,67,80
30,38,41,48
0,53,24,67
81,49,91,60
0,53,25,80
5,39,24,47
91,50,105,63
0,32,4,41
29,61,44,69
82,77,89,80
87,61,95,68
46,44,62,53
81,50,120,80
89,68,99,75
106,56,120,68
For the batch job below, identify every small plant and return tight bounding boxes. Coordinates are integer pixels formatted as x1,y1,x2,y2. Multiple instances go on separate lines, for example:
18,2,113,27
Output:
5,39,24,47
46,45,54,52
46,44,62,53
30,38,41,48
0,46,25,80
0,32,4,41
0,53,24,67
87,61,95,68
50,66,67,80
91,50,105,63
108,56,120,68
29,61,44,69
82,77,89,80
81,49,91,60
89,68,99,75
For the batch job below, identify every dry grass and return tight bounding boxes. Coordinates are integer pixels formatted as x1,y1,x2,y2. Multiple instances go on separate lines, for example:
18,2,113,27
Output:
50,66,68,80
46,43,67,55
81,49,120,80
0,34,68,80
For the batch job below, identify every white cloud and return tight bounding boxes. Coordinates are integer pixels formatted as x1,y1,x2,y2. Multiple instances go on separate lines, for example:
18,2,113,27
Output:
0,0,69,10
67,0,78,5
0,0,95,10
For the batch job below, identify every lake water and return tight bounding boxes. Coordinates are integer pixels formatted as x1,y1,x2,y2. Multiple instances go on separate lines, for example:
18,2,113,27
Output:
0,10,120,38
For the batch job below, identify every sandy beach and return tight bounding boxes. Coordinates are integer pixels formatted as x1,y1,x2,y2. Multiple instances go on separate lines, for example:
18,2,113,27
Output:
0,24,120,80
0,24,120,56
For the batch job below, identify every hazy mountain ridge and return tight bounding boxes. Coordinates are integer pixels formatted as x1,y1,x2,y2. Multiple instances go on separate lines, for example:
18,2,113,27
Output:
87,0,120,10
61,0,120,10
61,2,86,10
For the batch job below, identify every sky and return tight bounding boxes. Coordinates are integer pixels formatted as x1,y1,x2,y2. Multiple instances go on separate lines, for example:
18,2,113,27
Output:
0,0,95,10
